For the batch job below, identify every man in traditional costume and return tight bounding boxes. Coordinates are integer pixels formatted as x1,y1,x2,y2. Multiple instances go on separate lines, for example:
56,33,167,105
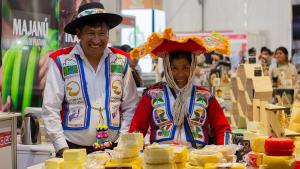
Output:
42,2,139,156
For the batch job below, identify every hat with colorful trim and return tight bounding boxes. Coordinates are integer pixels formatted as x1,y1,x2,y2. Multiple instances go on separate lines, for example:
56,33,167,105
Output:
64,2,122,35
130,27,230,59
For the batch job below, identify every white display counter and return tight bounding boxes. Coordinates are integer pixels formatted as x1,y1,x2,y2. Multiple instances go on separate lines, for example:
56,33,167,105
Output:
17,142,55,169
0,113,20,169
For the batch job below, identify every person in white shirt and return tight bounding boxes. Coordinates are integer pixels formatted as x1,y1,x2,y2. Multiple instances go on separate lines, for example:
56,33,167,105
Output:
269,46,297,88
42,2,139,157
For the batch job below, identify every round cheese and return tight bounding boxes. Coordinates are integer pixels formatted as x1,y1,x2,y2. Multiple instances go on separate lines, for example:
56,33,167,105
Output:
264,138,295,156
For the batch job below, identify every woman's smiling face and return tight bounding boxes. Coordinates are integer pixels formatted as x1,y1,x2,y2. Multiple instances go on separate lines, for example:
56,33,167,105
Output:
170,56,191,89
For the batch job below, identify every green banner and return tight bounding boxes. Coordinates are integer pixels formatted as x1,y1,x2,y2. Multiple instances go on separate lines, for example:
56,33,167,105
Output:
1,0,59,115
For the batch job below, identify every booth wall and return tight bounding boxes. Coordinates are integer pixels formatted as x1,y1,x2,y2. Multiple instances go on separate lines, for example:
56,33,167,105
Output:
163,0,292,53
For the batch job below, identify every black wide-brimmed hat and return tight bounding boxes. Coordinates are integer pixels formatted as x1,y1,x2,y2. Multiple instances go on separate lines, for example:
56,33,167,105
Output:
64,2,123,35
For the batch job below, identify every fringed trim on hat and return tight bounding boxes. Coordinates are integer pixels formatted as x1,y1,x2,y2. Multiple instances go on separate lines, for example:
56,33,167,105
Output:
130,27,231,59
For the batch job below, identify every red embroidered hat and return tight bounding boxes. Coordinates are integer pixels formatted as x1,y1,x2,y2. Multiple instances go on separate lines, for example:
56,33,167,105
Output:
130,28,230,59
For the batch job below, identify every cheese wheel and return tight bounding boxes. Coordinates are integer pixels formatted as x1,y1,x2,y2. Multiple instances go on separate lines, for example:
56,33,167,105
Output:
185,162,204,169
144,144,174,164
264,138,295,156
144,163,175,169
118,133,144,149
262,155,294,169
112,146,140,159
251,136,268,153
44,158,64,169
63,149,87,162
294,160,300,169
173,145,188,163
189,150,224,166
204,163,245,169
61,161,84,169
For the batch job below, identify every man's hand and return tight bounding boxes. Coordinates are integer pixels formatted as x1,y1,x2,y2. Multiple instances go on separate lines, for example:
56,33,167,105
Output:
0,96,11,112
56,147,69,158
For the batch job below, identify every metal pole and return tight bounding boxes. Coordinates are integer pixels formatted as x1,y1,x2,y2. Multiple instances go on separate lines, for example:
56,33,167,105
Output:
202,0,205,32
198,0,205,32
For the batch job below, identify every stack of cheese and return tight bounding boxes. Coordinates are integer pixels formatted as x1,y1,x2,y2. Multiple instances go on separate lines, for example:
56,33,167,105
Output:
105,133,143,169
143,144,175,169
61,149,87,169
262,138,295,169
186,149,224,169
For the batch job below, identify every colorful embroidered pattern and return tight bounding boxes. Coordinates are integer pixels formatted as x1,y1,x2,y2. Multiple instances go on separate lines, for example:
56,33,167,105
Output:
63,65,78,76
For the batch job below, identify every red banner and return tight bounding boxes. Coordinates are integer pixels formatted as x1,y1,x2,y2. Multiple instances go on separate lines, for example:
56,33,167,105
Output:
0,131,12,148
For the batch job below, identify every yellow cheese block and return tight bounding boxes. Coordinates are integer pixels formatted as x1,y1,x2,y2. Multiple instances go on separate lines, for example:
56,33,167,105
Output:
204,163,245,169
44,158,64,169
144,144,174,164
61,161,84,169
144,163,175,169
118,133,144,149
185,162,204,169
105,162,141,169
189,150,223,166
112,146,140,159
173,145,188,163
262,155,294,169
63,149,87,162
251,136,268,153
